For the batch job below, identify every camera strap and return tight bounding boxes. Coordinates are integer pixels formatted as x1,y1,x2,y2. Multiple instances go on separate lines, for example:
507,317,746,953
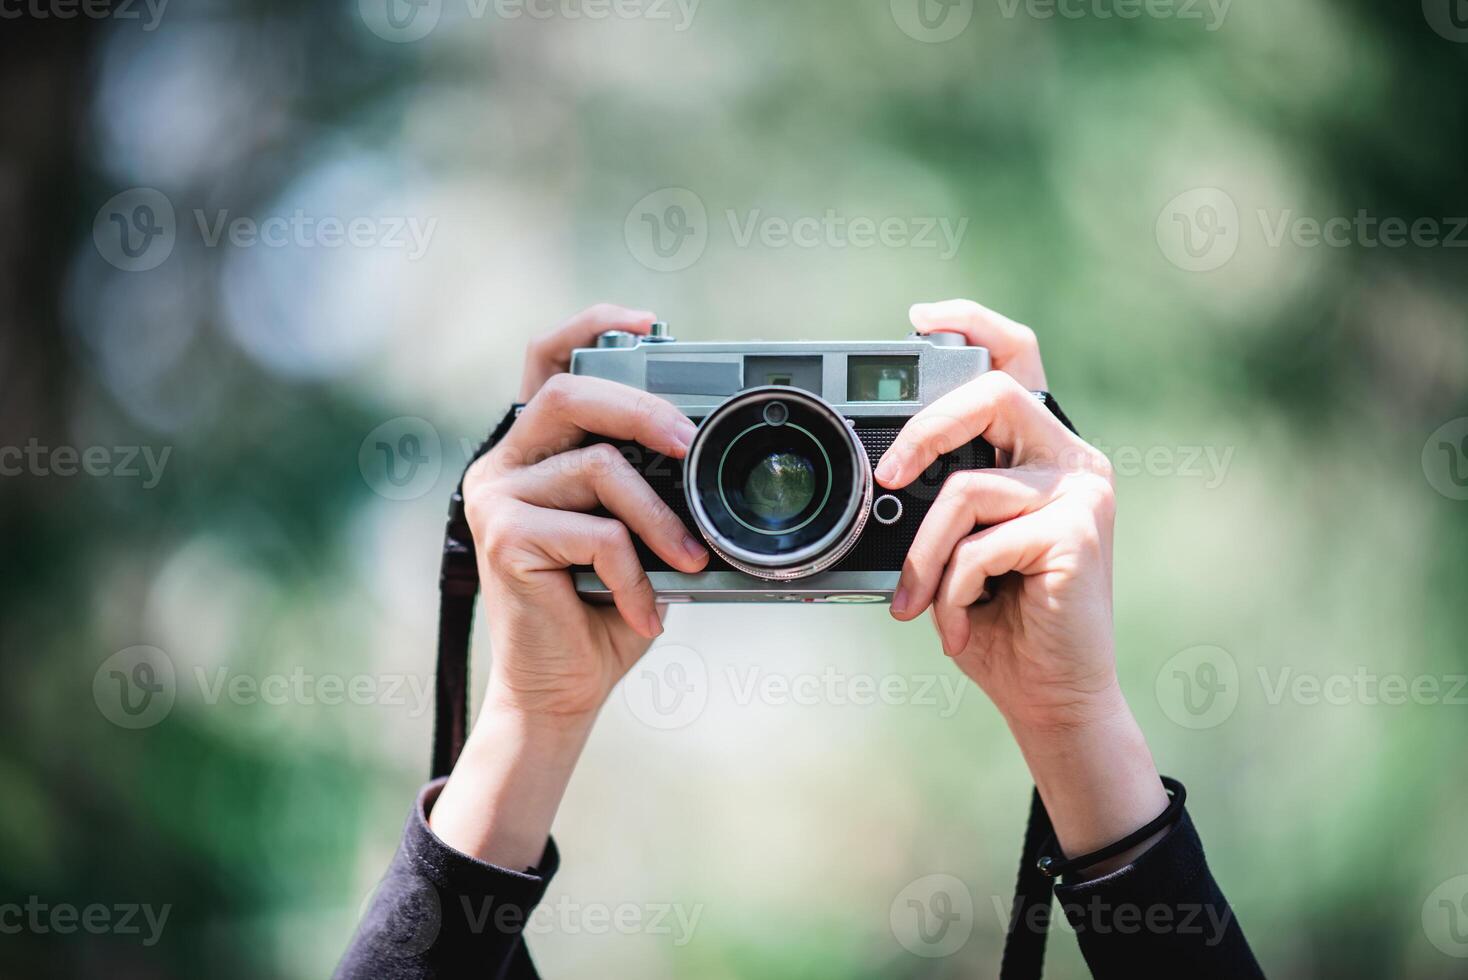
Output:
432,404,522,780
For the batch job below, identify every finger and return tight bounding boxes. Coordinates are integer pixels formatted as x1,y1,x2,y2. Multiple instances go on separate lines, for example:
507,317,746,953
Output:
498,374,698,464
874,370,1080,490
890,468,1056,621
526,508,664,640
520,304,657,401
910,299,1047,390
930,510,1057,655
505,444,709,574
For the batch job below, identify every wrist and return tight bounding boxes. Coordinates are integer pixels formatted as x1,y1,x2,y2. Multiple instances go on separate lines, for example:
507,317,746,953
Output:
480,681,602,743
1005,683,1170,874
428,695,595,869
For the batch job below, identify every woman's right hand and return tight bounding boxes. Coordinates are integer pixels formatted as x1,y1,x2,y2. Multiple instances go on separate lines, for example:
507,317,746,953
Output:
430,306,708,868
464,306,711,725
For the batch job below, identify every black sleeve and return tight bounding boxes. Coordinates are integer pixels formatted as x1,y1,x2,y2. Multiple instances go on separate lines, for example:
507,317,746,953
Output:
1052,807,1263,979
334,779,556,980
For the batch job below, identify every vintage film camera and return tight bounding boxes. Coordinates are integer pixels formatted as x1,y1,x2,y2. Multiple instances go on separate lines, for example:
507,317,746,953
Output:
570,323,994,604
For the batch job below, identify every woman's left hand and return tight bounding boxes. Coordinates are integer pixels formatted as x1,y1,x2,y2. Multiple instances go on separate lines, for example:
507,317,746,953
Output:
881,299,1167,865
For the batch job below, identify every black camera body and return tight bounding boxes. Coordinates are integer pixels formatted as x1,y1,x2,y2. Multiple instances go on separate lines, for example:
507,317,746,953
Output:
570,324,993,604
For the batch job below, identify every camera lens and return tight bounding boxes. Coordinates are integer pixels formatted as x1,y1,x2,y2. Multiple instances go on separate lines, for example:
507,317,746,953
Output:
740,452,817,527
686,387,872,580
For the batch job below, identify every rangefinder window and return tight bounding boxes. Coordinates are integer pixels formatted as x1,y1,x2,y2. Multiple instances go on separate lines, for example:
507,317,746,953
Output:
848,356,918,402
744,355,823,395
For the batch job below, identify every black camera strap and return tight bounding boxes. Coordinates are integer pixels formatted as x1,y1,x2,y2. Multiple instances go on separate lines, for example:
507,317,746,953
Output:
430,391,1150,980
432,404,522,780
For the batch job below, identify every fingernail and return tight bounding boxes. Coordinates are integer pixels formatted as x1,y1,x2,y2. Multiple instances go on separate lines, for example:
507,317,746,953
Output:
683,534,708,564
646,611,665,638
874,456,896,485
890,588,909,617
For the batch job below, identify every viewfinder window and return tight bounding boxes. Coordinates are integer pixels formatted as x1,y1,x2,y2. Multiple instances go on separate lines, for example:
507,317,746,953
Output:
848,356,919,402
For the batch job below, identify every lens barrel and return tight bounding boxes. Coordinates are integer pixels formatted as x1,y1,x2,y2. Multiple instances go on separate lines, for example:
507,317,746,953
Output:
685,387,873,580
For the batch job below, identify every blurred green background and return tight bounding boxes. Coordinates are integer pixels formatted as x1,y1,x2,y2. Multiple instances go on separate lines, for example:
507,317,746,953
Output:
2,0,1466,976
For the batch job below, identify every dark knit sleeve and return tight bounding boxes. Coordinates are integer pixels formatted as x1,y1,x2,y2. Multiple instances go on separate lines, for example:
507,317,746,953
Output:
1053,808,1263,979
335,779,557,980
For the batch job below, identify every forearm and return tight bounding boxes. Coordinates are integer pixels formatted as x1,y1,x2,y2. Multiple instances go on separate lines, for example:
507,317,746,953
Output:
1006,682,1170,875
429,693,594,871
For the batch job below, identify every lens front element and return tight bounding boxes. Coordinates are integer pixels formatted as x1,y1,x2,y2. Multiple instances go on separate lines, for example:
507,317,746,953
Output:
739,451,819,528
687,387,872,580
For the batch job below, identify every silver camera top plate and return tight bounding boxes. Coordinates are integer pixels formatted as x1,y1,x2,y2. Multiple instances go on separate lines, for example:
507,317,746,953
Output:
570,327,990,418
